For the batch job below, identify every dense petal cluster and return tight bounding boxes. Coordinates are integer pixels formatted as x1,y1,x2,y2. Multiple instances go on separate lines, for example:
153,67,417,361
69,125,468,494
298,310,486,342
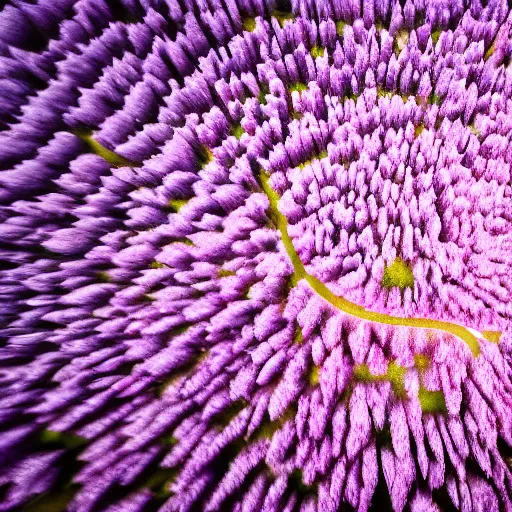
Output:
0,0,512,511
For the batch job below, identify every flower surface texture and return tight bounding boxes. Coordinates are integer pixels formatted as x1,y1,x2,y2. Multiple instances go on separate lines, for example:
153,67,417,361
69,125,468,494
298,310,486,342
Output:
1,0,512,511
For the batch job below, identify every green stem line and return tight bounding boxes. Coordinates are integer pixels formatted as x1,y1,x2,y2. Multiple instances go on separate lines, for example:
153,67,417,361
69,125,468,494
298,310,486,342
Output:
259,170,481,357
74,132,135,167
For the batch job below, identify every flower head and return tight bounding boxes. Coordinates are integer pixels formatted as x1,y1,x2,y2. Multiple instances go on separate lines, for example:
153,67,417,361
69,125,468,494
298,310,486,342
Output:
0,0,511,511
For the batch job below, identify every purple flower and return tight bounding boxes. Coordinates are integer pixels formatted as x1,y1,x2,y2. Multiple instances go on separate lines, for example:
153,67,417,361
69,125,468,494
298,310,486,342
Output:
1,0,511,511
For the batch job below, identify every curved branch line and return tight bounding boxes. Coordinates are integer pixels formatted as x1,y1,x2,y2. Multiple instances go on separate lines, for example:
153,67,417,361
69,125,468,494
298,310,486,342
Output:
259,169,482,357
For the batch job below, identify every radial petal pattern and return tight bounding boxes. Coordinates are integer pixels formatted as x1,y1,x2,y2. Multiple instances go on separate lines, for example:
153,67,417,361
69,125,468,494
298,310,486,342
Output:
1,0,512,511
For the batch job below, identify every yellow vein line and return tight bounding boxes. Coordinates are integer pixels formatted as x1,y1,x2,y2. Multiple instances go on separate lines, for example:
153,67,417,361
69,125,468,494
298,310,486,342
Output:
74,131,135,167
259,170,481,357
